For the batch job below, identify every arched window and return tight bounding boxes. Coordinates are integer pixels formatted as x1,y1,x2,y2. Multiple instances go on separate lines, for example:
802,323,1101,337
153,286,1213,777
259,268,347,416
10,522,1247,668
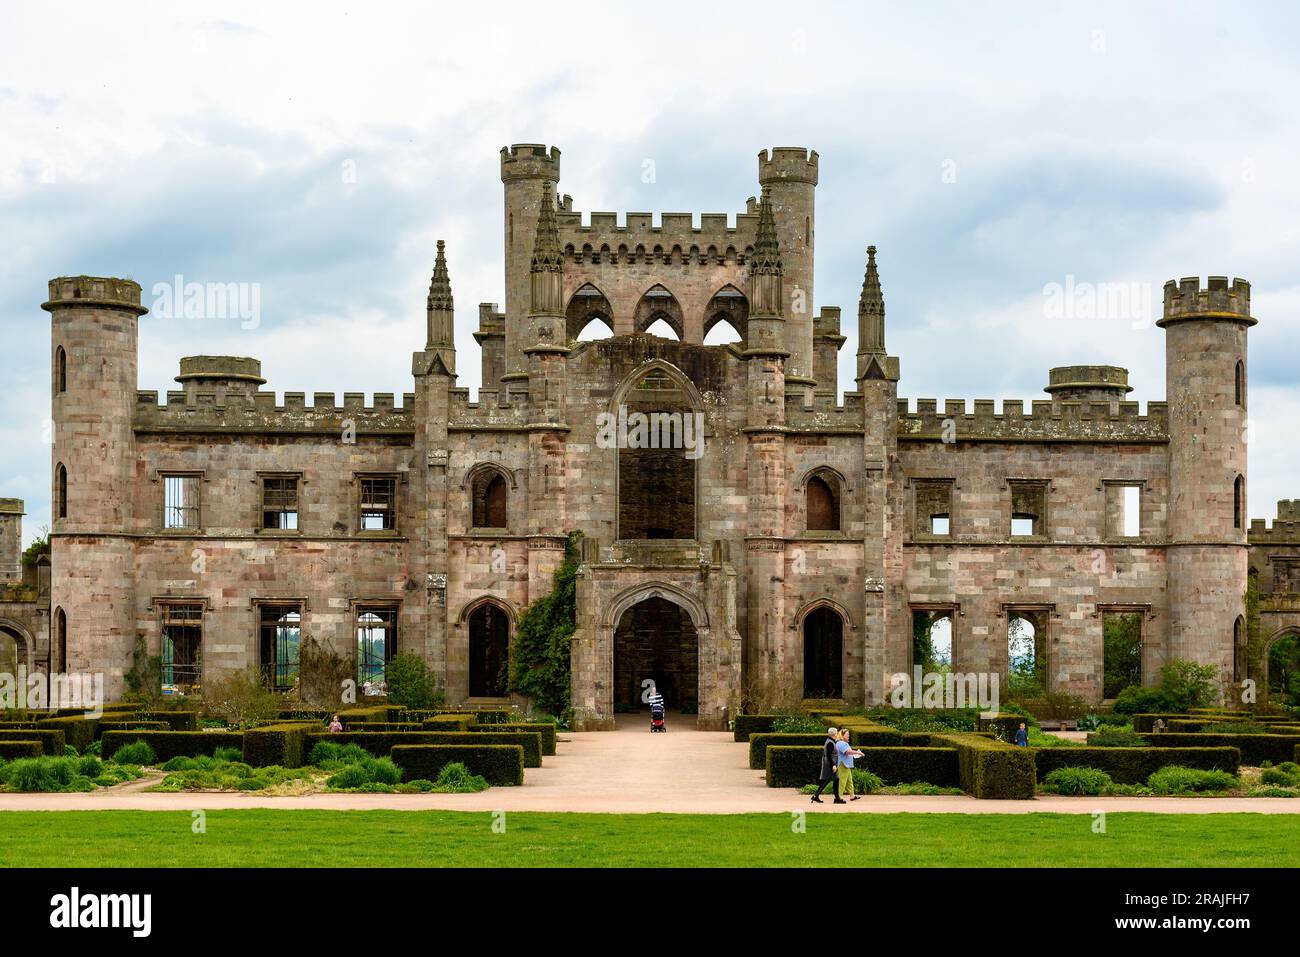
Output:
55,346,67,394
56,463,67,519
1234,474,1245,529
803,606,843,698
55,607,67,670
1233,615,1246,684
1235,360,1245,407
471,469,509,529
806,474,840,532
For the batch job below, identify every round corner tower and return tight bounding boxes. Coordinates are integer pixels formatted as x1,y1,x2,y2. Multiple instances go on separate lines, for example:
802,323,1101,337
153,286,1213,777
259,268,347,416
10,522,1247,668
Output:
500,144,561,393
1158,276,1254,687
757,147,817,396
43,275,146,689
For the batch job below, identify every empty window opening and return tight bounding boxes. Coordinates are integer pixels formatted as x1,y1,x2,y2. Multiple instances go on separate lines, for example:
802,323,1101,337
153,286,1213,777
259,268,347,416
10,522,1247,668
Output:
912,610,953,671
803,607,844,698
1234,475,1245,529
1268,632,1300,706
261,476,299,530
357,606,397,689
806,473,840,532
914,480,953,538
617,369,697,540
359,477,397,531
161,604,203,692
702,319,743,345
1235,360,1245,407
1233,615,1246,684
1009,481,1046,537
576,317,613,341
1106,483,1141,538
55,607,67,670
1007,610,1048,692
644,318,679,340
1102,610,1143,698
55,346,67,394
471,471,508,529
163,474,201,529
259,605,301,691
56,464,67,520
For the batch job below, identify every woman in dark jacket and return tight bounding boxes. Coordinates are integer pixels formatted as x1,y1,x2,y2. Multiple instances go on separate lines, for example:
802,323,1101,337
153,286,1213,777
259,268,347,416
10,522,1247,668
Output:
811,727,845,803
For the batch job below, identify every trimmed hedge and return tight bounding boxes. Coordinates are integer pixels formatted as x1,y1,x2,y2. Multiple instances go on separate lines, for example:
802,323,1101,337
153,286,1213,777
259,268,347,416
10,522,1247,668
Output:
733,715,783,742
0,740,43,759
390,744,524,786
0,728,67,755
1131,713,1191,733
930,733,1036,799
243,724,312,768
35,716,99,752
98,720,170,737
978,713,1035,741
403,732,542,767
474,722,556,755
100,730,244,763
421,715,477,732
422,708,511,725
305,731,481,758
134,710,199,732
1144,732,1299,766
763,745,961,788
1034,746,1240,784
750,734,828,769
337,706,392,726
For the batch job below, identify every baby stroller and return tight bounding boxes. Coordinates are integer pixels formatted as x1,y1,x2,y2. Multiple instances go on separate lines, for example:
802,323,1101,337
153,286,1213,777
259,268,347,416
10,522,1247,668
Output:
650,701,666,732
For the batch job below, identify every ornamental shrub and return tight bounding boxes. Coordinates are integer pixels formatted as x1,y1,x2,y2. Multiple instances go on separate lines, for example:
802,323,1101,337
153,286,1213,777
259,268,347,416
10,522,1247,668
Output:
1147,765,1237,795
508,532,580,720
1043,766,1113,796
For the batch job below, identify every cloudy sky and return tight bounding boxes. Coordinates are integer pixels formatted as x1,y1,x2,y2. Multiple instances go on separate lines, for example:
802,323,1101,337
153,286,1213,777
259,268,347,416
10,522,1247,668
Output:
2,1,1298,544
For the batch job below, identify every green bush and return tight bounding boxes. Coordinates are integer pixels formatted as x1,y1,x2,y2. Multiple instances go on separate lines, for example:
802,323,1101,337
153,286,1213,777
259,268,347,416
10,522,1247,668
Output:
869,708,980,732
1035,746,1239,784
1147,765,1237,795
978,714,1037,740
851,768,885,794
1043,766,1114,796
133,711,200,732
431,762,489,793
1261,766,1300,787
929,732,1037,799
326,756,402,789
109,740,156,765
1159,659,1219,711
773,714,826,734
309,740,375,767
762,745,960,789
390,744,524,786
508,532,580,719
0,754,123,792
749,734,829,770
1113,687,1179,716
242,724,311,768
200,668,282,728
384,653,446,710
33,716,98,752
305,730,498,758
100,730,244,764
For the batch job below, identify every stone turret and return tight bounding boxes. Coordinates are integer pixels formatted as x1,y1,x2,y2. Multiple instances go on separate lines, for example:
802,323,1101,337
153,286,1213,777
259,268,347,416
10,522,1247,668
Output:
1158,275,1255,688
758,147,817,395
43,276,146,690
1044,365,1132,404
175,355,265,403
500,144,562,395
0,498,22,584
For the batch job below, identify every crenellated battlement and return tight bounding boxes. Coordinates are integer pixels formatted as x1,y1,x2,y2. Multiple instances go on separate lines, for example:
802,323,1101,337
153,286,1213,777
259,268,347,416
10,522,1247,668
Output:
758,147,819,186
42,275,148,315
556,209,758,265
133,389,416,435
1249,501,1300,543
448,387,529,428
499,143,561,182
785,390,865,430
1158,276,1254,325
896,397,1169,443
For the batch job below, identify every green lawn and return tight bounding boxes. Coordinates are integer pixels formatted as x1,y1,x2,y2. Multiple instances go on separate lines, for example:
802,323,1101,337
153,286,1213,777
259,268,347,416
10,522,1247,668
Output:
0,810,1296,866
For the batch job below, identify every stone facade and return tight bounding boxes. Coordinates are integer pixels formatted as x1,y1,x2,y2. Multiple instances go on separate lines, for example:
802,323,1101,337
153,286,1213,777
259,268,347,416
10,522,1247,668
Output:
29,143,1299,727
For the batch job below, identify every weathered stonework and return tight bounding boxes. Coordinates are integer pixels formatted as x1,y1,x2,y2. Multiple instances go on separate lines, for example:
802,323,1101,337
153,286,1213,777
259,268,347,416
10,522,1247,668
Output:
27,145,1296,723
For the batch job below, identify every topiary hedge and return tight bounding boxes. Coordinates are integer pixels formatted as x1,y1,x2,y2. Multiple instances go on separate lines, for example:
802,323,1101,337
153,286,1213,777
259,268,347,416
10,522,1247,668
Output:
0,728,67,755
1033,746,1239,784
763,745,961,788
242,723,312,768
97,720,170,738
929,732,1037,799
305,731,479,758
336,706,393,726
134,710,200,732
1145,732,1298,766
473,722,556,755
0,740,43,759
390,744,524,786
422,708,511,725
978,713,1036,741
100,730,244,764
421,715,477,732
749,733,829,769
34,716,99,752
1131,713,1192,733
733,715,784,742
403,732,542,767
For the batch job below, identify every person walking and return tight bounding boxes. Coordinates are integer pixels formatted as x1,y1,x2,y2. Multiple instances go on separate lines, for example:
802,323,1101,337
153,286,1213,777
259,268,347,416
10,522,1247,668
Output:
812,726,844,804
836,728,864,801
